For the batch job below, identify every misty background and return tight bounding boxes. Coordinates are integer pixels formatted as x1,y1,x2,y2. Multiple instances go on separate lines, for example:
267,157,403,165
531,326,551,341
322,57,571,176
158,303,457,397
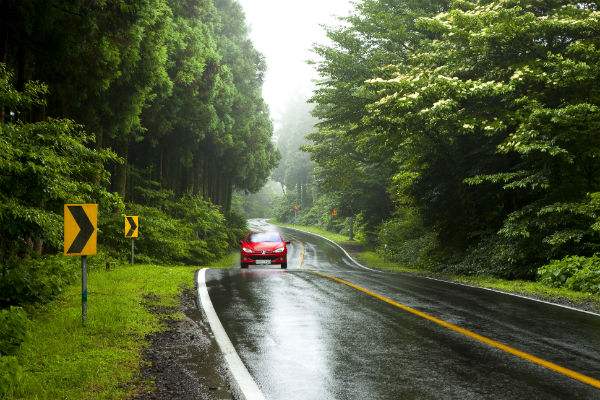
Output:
235,0,352,217
238,0,352,124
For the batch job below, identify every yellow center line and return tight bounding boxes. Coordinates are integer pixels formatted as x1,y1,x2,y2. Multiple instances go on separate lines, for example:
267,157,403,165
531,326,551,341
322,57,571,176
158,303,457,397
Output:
313,271,600,390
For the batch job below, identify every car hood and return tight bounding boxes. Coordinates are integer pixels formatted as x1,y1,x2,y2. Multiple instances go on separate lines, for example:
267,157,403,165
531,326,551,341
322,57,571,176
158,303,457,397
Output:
245,242,284,252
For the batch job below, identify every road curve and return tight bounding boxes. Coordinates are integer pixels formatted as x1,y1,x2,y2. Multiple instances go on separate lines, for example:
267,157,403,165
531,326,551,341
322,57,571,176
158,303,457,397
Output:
202,219,600,399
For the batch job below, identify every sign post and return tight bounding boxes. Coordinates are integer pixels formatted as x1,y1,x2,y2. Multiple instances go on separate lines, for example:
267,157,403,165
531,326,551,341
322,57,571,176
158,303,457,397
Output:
82,255,87,322
64,204,97,325
125,216,139,264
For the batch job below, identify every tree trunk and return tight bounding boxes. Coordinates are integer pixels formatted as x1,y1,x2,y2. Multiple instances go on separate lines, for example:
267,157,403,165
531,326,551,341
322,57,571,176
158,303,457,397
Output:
348,215,355,241
159,147,163,185
224,180,232,214
113,162,127,199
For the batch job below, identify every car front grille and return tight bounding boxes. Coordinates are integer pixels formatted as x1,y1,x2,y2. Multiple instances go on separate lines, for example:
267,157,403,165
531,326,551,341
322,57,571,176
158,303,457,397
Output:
251,254,278,260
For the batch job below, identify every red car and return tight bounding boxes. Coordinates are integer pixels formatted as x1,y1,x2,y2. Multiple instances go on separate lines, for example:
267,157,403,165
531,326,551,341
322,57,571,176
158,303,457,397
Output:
240,231,290,269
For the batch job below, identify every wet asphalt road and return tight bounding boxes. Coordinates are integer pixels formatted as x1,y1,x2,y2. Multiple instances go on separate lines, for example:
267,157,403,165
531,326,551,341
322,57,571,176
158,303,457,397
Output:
205,219,600,399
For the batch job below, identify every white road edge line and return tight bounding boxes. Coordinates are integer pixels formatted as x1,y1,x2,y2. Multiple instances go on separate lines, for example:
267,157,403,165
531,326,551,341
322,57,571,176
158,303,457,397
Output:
196,268,266,400
422,276,600,318
275,223,600,317
279,225,382,273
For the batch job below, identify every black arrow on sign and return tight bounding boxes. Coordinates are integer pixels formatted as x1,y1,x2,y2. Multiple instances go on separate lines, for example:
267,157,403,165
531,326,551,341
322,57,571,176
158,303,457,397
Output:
126,216,137,237
67,206,95,254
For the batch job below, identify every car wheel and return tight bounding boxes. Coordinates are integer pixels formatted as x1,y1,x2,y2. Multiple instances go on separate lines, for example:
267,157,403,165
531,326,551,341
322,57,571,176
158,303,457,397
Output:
241,263,249,269
281,262,287,269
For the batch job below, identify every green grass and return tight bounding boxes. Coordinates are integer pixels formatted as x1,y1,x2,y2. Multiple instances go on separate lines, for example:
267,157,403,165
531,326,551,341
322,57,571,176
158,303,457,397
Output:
0,254,236,400
274,222,600,312
275,222,355,245
357,250,600,310
205,251,239,269
354,251,420,273
454,275,600,310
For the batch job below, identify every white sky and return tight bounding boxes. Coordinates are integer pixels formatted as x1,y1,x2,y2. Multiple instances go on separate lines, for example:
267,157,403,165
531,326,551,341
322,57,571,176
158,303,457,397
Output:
237,0,353,125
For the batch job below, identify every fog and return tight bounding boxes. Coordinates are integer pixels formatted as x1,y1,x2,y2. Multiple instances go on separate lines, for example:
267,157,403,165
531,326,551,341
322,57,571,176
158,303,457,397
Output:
237,0,353,126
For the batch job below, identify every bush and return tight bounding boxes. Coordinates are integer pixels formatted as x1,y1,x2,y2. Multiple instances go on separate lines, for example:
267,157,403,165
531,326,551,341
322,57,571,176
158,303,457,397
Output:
0,256,78,308
100,192,236,265
377,211,438,269
449,236,531,278
566,268,600,294
538,255,600,294
0,307,28,356
537,256,587,287
538,255,600,293
225,210,249,247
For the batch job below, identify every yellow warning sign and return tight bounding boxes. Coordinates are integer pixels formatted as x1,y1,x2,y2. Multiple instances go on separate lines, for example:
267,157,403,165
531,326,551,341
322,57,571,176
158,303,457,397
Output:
64,204,97,256
125,216,139,238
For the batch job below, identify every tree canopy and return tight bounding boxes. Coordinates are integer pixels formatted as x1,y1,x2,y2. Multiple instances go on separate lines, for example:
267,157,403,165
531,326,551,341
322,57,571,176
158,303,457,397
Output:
306,0,600,277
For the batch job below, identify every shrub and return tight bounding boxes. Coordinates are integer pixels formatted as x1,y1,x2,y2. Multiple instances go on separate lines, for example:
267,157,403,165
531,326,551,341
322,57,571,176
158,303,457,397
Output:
450,236,531,278
0,307,28,356
100,193,235,265
538,255,600,294
566,267,600,294
0,256,78,308
537,256,591,288
377,211,438,269
225,210,249,247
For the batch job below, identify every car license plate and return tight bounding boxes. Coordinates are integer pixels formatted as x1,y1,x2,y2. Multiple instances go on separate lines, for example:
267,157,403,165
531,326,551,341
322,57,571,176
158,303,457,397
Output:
255,260,271,265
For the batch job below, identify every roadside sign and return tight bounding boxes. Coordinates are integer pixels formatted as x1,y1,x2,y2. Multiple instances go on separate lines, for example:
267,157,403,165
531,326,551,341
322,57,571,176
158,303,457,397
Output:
331,208,338,217
125,216,139,238
64,203,97,326
64,204,97,256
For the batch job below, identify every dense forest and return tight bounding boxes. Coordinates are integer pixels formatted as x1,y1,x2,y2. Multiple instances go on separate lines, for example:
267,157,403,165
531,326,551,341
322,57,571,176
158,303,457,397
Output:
277,0,600,292
0,0,278,308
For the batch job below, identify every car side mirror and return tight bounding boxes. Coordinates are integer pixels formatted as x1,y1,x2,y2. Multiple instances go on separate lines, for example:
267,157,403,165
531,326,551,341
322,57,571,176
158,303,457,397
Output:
285,241,291,245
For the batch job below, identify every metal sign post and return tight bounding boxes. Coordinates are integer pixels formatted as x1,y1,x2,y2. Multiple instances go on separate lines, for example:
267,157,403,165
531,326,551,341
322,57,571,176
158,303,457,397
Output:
81,255,87,325
131,239,135,265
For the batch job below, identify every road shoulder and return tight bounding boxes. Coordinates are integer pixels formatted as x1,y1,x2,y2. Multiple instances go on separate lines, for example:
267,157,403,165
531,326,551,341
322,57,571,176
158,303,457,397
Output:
135,288,232,400
275,222,600,315
0,259,236,399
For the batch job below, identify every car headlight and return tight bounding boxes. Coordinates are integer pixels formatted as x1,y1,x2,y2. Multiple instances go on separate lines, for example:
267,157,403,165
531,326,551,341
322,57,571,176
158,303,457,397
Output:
242,247,253,253
274,247,285,253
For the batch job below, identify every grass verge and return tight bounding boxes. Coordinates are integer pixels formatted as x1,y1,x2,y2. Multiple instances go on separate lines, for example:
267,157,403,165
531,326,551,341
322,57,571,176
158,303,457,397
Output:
274,222,600,313
275,222,357,246
0,253,236,400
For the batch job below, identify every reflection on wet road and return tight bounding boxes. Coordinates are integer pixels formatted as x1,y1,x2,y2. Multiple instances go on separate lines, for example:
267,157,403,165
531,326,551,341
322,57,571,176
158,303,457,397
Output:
204,219,600,399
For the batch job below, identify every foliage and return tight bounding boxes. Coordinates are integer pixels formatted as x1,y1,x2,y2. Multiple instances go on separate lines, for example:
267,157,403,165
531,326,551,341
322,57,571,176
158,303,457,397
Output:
137,0,278,209
0,256,79,309
538,255,600,293
377,212,438,268
272,97,316,210
101,186,236,265
0,0,274,311
0,66,121,260
0,308,28,356
308,0,600,284
0,356,23,397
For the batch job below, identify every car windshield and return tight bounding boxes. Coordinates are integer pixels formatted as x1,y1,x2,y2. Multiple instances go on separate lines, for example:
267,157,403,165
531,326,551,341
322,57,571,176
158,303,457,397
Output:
248,232,281,243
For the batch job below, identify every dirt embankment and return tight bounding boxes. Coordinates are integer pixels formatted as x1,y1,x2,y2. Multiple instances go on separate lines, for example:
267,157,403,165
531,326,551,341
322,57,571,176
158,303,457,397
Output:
135,289,235,400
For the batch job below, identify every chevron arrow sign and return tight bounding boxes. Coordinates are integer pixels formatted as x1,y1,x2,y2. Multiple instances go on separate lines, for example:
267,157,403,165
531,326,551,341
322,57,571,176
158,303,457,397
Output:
64,204,97,256
125,216,139,238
